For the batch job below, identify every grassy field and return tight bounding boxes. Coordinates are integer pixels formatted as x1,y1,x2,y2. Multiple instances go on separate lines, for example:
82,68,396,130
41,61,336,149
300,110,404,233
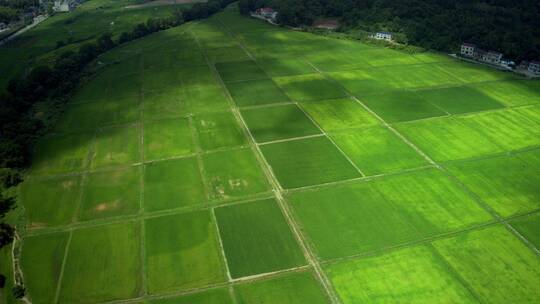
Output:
12,2,540,303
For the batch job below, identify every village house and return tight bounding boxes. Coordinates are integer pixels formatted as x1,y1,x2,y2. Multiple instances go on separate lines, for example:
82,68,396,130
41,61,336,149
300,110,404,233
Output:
374,31,392,41
460,43,476,57
482,50,503,64
313,19,340,30
528,61,540,75
53,0,80,12
254,7,278,22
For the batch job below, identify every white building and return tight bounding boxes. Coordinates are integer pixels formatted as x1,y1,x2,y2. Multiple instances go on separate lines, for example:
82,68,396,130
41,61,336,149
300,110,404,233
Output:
482,51,503,64
528,61,540,75
374,31,392,41
460,43,476,57
255,7,277,22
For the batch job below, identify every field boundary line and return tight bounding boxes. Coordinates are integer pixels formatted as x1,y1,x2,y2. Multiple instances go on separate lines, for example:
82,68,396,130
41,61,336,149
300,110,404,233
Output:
210,208,233,281
257,133,326,146
427,243,485,303
213,16,341,304
138,54,148,295
187,115,213,202
296,102,366,177
53,229,73,304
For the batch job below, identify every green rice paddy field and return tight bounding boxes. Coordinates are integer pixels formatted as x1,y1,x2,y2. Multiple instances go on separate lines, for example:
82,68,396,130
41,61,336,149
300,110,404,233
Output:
3,3,540,304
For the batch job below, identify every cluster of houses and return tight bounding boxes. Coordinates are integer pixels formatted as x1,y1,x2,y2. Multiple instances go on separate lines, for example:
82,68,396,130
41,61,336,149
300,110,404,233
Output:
373,31,393,41
460,43,539,76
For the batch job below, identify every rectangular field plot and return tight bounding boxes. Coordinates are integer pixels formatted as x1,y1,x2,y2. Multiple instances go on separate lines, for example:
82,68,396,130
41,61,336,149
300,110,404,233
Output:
457,109,540,151
226,79,290,107
417,85,505,114
328,69,393,96
142,68,181,93
257,58,316,77
361,91,448,123
143,118,194,160
59,222,141,303
21,232,69,304
299,98,379,132
20,175,81,228
274,74,347,102
98,99,140,127
145,211,226,294
472,80,540,106
509,213,540,249
216,61,267,82
241,104,321,143
206,46,250,63
260,136,361,189
194,111,247,151
288,168,491,259
79,167,141,221
215,199,305,278
148,288,233,304
325,245,475,304
31,133,93,175
395,116,505,162
235,271,329,304
177,65,219,88
202,148,270,201
433,226,540,303
182,85,230,114
144,157,206,212
358,48,423,67
90,125,141,169
446,154,540,217
330,127,428,175
305,50,368,72
142,90,186,121
439,62,516,83
53,101,103,132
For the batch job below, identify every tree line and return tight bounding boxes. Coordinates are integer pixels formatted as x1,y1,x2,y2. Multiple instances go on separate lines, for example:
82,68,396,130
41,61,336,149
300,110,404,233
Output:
239,0,540,61
0,0,234,297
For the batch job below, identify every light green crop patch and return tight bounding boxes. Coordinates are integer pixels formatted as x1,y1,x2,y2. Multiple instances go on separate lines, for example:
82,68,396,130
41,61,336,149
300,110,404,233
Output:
289,168,492,259
359,48,423,67
194,111,247,151
439,61,516,83
257,58,316,77
216,60,268,82
330,126,428,175
416,85,505,114
79,167,141,221
144,157,206,212
325,245,477,303
21,232,69,304
433,226,540,303
226,79,290,107
98,99,140,127
395,116,505,162
235,271,328,304
147,288,234,304
215,199,305,278
274,74,347,102
446,154,540,218
472,80,540,106
261,136,360,189
59,222,141,303
361,91,447,123
31,133,93,175
145,211,226,294
143,118,194,160
90,125,141,169
20,175,81,227
241,104,321,143
203,148,270,201
328,69,392,97
299,98,379,132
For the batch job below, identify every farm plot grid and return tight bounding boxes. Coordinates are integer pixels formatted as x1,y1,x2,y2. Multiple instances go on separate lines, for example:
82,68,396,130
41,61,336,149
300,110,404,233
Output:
13,5,540,304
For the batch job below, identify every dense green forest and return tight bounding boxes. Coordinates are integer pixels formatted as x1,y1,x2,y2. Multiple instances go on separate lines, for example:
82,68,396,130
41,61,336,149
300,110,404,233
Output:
239,0,540,61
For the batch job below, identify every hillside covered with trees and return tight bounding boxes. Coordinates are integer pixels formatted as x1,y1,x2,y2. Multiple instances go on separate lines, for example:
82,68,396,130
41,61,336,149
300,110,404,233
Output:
239,0,540,61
